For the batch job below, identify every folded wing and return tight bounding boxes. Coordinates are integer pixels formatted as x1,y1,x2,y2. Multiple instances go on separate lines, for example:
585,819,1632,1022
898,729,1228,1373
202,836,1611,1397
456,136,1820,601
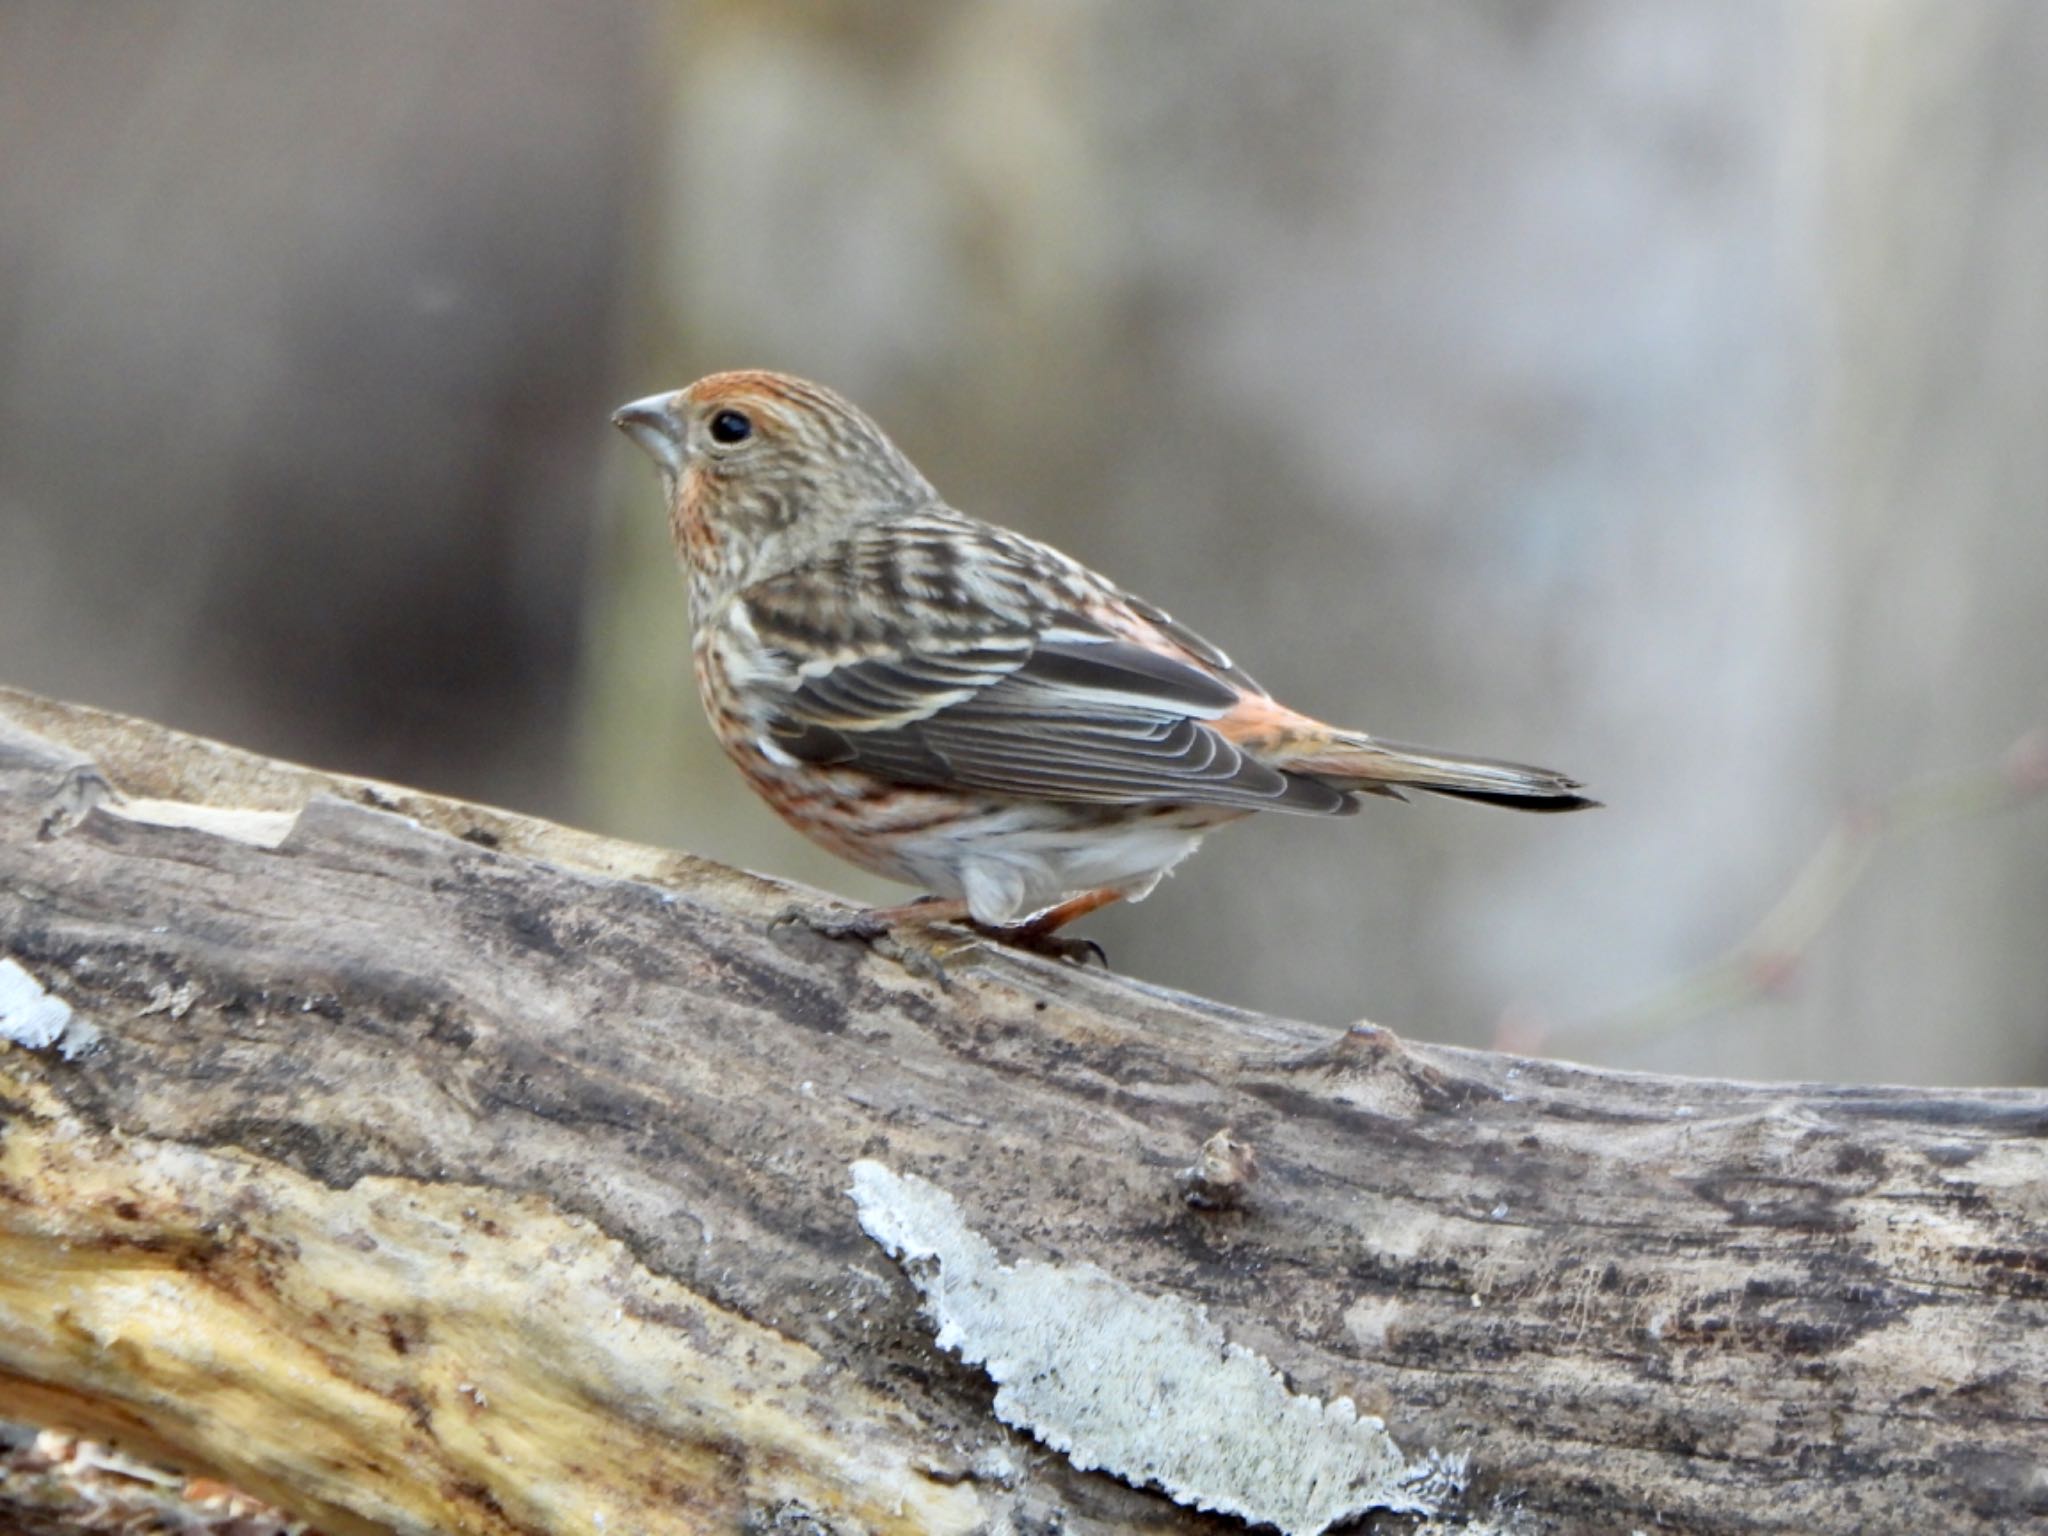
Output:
738,532,1356,817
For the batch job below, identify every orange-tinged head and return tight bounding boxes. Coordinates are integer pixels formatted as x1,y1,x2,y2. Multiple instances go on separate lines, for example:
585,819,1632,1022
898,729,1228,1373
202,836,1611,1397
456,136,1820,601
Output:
613,371,935,603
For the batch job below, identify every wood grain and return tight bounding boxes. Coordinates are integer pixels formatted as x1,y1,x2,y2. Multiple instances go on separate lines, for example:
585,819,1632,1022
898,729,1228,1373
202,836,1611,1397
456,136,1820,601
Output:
0,687,2043,1535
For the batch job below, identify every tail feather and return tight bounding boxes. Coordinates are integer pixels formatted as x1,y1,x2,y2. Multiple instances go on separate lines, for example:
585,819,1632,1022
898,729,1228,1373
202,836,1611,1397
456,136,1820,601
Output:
1294,734,1599,813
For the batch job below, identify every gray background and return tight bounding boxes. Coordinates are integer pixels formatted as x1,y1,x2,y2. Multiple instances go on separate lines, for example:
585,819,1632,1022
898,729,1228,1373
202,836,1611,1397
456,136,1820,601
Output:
5,1,2044,1085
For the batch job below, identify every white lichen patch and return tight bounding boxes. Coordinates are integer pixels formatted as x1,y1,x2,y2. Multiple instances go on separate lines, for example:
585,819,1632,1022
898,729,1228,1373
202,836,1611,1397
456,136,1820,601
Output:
0,956,100,1058
103,797,298,848
849,1160,1464,1535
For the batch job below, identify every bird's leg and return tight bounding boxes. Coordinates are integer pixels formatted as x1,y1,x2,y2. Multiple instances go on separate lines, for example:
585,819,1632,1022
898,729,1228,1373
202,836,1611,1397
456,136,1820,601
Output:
968,889,1122,967
1018,886,1124,935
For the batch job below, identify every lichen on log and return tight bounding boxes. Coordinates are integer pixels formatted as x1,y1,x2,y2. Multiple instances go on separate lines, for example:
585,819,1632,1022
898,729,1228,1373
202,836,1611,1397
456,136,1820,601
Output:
0,686,2045,1535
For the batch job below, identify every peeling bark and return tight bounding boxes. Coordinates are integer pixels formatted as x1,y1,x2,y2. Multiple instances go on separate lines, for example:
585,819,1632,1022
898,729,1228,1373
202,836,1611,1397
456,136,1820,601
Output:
0,687,2044,1535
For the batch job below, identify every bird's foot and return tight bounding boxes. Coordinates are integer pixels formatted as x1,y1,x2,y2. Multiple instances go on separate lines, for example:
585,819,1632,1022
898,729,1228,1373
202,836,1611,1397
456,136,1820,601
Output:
967,919,1110,970
962,888,1120,968
772,893,1112,977
771,902,892,945
771,901,962,988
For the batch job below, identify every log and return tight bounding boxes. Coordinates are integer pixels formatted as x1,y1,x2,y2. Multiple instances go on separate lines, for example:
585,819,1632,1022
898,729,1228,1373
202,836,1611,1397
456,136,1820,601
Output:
0,685,2043,1536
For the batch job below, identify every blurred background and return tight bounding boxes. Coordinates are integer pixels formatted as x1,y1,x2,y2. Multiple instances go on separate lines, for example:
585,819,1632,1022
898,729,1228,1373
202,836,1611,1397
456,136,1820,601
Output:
3,0,2044,1086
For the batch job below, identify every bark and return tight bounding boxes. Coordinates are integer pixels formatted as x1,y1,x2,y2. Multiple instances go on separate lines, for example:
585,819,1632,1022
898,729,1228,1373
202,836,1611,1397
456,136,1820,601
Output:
0,686,2042,1536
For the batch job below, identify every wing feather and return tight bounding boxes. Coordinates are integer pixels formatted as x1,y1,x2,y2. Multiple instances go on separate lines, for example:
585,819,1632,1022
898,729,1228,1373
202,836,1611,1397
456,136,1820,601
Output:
739,525,1352,816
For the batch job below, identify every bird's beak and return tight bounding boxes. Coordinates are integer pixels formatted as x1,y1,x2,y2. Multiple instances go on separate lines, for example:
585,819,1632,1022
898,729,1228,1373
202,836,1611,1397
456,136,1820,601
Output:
612,392,687,474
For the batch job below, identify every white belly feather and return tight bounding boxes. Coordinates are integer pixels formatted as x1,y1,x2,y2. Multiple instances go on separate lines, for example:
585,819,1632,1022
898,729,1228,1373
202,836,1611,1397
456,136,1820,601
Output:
889,804,1222,926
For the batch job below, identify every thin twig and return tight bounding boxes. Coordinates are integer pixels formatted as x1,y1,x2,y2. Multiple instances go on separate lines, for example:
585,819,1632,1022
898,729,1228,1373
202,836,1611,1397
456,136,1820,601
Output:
1499,728,2048,1054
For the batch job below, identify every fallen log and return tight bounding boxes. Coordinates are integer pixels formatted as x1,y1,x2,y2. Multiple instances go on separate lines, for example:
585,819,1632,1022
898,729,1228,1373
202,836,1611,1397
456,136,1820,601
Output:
0,686,2042,1535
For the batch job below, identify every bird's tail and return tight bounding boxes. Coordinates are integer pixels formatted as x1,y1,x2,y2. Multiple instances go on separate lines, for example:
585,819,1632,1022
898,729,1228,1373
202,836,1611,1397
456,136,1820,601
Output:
1289,733,1598,813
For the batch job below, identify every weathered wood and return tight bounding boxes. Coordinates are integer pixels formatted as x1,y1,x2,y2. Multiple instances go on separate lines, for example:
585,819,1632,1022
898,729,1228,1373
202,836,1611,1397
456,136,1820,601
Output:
0,686,2043,1536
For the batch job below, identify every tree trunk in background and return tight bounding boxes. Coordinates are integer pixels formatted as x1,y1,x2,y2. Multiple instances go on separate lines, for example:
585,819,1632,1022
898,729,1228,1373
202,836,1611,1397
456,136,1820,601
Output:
4,690,2045,1536
1811,0,2048,1085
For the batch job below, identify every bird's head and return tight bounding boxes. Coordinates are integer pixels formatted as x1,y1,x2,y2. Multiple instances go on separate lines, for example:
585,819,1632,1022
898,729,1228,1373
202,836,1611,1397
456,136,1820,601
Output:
613,370,935,601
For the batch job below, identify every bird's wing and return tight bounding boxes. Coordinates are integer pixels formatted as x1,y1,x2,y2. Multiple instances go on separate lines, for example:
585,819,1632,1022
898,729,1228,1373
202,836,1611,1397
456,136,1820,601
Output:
733,521,1353,815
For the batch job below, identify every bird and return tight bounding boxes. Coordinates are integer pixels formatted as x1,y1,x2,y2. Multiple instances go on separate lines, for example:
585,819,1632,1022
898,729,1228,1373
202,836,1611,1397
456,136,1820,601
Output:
613,370,1593,963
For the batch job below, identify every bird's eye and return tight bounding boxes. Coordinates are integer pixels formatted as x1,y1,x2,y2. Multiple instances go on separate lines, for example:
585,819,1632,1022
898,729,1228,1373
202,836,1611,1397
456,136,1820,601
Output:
709,408,753,445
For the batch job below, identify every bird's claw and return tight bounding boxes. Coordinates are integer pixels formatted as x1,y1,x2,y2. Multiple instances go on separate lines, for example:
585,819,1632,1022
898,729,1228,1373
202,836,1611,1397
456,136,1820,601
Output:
772,902,891,944
770,903,956,988
969,922,1111,970
771,901,1107,979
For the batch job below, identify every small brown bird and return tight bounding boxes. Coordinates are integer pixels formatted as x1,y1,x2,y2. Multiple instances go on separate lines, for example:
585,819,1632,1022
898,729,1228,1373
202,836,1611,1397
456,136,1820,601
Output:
615,371,1592,958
